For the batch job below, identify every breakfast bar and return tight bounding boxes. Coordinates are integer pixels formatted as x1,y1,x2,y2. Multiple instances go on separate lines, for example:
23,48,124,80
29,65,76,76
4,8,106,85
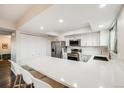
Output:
20,56,124,88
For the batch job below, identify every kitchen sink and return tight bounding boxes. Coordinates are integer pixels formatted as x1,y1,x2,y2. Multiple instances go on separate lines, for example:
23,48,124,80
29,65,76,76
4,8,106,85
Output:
93,56,108,61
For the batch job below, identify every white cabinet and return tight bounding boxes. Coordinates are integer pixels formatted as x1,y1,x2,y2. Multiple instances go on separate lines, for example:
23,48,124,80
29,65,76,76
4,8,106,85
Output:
65,35,81,46
81,32,100,46
65,39,69,46
92,32,100,46
100,31,109,46
81,34,87,46
87,34,94,46
65,32,101,47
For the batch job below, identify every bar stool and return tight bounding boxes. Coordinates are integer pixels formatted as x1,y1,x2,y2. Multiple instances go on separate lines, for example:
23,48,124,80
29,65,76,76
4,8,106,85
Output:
9,60,22,88
19,67,52,88
19,67,34,88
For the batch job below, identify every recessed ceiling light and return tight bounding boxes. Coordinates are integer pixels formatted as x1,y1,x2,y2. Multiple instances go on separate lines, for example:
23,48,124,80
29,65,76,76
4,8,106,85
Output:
40,26,44,30
98,25,104,28
99,4,107,8
59,19,64,23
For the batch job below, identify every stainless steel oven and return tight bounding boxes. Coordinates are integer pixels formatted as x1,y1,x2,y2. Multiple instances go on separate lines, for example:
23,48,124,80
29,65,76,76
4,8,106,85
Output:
67,53,79,61
67,49,81,61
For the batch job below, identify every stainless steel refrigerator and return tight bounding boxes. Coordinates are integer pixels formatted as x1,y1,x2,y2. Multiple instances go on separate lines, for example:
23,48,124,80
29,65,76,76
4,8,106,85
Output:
51,41,65,58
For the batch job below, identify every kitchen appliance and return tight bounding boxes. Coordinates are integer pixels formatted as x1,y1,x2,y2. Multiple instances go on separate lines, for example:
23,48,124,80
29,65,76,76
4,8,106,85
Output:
69,39,81,46
51,41,65,58
68,53,79,61
67,49,81,61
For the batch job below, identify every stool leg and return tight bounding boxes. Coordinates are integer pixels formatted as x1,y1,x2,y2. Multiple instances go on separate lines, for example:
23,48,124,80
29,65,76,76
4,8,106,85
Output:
13,75,18,88
19,75,22,88
31,83,33,88
13,75,22,88
24,83,27,88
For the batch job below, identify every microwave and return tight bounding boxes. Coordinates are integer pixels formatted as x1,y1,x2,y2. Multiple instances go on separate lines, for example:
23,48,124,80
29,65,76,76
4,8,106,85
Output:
69,39,81,46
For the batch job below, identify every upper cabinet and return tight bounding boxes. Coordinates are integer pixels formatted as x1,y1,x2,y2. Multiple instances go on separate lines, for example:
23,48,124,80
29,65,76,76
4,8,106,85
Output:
65,38,69,46
92,32,100,46
81,34,87,46
64,31,109,47
81,32,100,46
100,31,109,46
65,34,81,46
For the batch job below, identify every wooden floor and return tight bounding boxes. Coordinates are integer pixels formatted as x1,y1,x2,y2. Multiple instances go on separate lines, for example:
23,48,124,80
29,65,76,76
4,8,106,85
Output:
0,61,15,88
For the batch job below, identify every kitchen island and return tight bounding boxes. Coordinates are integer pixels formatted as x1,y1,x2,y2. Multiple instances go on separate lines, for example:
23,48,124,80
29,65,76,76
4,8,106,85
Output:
20,55,124,88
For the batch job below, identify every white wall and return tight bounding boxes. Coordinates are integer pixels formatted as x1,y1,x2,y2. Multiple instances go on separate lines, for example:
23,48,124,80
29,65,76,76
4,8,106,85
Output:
62,27,92,36
15,32,52,65
117,6,124,60
11,32,17,62
54,27,92,41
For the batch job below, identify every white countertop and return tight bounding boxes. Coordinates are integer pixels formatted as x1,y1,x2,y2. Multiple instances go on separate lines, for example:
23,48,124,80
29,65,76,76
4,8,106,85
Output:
21,55,124,88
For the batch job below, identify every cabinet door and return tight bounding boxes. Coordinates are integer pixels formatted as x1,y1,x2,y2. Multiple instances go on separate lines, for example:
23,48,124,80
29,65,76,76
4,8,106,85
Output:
92,32,100,46
81,34,87,46
100,31,109,46
65,39,69,46
81,32,100,46
87,34,92,46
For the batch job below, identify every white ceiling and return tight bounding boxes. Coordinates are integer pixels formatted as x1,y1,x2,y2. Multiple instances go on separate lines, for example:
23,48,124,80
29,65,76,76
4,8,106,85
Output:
20,4,122,35
0,4,122,35
0,4,33,24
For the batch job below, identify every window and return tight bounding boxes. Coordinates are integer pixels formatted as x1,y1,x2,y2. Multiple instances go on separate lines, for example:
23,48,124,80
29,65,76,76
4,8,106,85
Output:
109,21,117,54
